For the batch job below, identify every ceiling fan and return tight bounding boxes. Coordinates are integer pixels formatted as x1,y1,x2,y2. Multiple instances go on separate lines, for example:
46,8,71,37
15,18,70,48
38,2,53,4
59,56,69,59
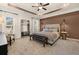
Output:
32,3,49,11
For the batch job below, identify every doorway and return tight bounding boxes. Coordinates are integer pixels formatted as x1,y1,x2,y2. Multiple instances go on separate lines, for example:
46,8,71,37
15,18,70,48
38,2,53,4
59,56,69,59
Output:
21,19,30,37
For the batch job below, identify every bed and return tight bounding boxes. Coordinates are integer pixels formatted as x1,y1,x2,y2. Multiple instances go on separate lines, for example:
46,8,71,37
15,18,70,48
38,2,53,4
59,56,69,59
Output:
30,24,60,47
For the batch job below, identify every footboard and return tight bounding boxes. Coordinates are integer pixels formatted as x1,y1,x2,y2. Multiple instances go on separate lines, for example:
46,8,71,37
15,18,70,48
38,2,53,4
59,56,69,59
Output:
30,34,60,47
30,34,48,47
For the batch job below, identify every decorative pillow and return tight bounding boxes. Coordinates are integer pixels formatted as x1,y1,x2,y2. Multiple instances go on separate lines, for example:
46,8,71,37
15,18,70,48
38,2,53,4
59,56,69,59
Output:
43,28,49,32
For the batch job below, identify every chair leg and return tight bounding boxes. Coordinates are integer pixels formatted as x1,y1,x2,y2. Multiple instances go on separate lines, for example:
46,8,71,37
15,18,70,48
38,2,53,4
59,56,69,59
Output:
43,38,48,47
9,37,12,46
43,43,45,47
13,38,15,42
30,35,31,40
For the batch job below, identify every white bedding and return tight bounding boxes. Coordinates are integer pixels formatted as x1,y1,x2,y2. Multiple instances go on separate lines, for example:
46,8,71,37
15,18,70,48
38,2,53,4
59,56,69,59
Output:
33,32,59,44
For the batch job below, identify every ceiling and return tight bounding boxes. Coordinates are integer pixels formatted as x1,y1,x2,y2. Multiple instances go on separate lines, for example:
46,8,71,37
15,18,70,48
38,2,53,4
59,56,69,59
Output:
10,3,65,15
0,3,79,19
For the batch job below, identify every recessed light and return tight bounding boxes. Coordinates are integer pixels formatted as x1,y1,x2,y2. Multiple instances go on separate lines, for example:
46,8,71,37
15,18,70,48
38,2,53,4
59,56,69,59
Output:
63,3,70,7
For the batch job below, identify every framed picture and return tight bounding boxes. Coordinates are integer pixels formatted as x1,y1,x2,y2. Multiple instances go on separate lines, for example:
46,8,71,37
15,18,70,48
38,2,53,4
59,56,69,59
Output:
6,16,13,28
6,16,13,25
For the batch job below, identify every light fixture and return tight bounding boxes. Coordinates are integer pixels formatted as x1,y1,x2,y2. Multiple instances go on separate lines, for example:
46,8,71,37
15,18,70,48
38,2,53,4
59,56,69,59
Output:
61,19,69,34
63,3,70,8
39,7,42,9
61,19,66,32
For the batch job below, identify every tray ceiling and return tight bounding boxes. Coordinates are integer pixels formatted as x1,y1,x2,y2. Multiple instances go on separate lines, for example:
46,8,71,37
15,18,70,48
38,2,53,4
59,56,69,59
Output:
0,3,79,19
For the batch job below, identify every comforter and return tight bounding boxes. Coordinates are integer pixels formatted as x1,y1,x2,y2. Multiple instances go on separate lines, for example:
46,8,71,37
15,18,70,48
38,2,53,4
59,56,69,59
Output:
32,32,59,44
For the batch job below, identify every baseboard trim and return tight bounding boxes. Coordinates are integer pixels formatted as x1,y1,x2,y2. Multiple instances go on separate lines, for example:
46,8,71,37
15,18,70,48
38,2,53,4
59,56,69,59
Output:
67,38,79,42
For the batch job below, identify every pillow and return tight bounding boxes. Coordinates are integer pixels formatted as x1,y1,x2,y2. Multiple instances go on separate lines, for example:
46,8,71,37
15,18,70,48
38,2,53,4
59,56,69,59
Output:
48,29,58,32
52,29,58,32
43,28,49,32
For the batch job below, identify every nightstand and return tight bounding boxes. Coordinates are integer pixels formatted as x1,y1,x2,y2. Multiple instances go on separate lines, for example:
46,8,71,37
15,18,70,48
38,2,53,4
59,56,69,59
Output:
61,31,68,40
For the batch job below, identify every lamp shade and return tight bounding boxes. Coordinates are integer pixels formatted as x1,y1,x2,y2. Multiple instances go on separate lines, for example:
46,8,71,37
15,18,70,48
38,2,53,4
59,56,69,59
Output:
61,19,66,32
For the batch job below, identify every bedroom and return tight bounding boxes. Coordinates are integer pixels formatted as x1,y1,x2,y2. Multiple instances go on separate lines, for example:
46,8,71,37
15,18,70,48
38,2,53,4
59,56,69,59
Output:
0,3,79,55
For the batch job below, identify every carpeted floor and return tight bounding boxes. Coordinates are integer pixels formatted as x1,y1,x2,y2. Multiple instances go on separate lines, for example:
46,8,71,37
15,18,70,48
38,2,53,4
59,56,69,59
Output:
8,36,79,55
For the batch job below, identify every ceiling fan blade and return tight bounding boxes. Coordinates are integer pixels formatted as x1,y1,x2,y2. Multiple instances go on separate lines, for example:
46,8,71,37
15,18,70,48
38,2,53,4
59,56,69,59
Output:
32,6,39,7
40,3,42,6
42,8,47,10
43,3,49,6
43,8,62,15
37,9,40,11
